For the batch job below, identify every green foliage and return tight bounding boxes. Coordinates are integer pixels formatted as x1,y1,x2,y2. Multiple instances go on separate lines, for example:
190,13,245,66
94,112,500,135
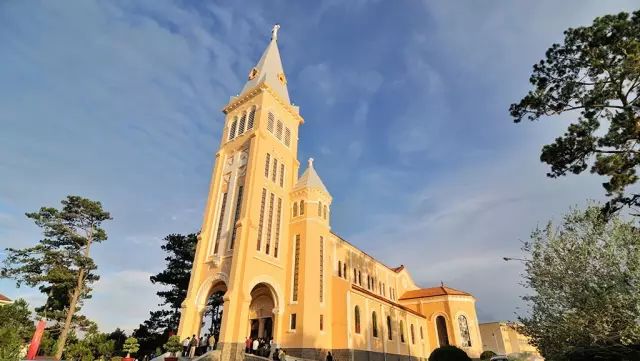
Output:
480,350,496,360
148,233,198,331
133,233,197,356
519,204,640,360
0,327,24,361
111,357,123,361
164,336,182,356
0,299,34,361
564,344,640,361
122,338,140,357
510,10,640,211
0,196,112,359
65,341,94,361
428,346,471,361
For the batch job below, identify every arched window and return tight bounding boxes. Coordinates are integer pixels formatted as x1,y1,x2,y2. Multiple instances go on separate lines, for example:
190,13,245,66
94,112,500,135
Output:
411,324,415,344
229,117,238,140
323,205,328,219
343,263,346,279
372,311,378,337
238,112,246,135
458,315,472,347
420,326,424,340
338,261,342,277
318,202,322,216
387,316,392,340
300,200,305,215
354,306,361,334
293,202,298,217
436,316,449,346
400,320,405,343
353,268,357,282
247,106,256,130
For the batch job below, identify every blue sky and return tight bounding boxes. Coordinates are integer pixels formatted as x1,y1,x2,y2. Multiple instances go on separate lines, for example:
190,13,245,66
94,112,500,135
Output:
1,1,637,332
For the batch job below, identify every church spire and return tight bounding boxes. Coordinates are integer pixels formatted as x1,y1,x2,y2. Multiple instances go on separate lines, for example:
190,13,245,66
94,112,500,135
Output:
240,24,290,103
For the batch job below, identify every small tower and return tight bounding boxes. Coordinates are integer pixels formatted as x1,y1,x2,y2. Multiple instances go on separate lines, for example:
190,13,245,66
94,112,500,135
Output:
284,158,332,350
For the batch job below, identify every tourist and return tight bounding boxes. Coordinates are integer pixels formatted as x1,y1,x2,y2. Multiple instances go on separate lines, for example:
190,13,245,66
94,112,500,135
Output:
272,348,280,361
245,337,252,354
208,333,216,351
252,338,259,354
278,348,286,361
199,335,207,355
182,336,191,357
189,334,198,358
326,351,333,361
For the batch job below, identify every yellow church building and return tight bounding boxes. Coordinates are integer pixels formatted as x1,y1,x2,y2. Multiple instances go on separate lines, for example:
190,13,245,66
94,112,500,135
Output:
178,26,483,361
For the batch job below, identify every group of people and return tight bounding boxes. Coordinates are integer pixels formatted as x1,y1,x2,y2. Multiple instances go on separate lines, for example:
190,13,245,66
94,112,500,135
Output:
182,334,217,358
244,337,286,360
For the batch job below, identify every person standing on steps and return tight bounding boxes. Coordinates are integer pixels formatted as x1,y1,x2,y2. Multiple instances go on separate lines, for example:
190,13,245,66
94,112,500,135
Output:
188,334,198,358
208,333,216,351
245,337,251,354
252,338,259,354
182,336,191,357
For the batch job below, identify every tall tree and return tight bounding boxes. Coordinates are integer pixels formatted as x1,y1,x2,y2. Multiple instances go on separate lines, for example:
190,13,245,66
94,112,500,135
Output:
145,233,197,333
132,233,197,356
1,196,112,360
510,11,640,213
519,204,640,360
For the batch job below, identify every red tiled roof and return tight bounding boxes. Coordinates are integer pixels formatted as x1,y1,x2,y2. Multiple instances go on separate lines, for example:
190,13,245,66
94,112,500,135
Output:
399,286,472,300
0,293,11,302
352,285,426,319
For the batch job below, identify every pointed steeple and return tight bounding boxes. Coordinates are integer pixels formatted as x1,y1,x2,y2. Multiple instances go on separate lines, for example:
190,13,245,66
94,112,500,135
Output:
294,158,329,194
240,24,290,103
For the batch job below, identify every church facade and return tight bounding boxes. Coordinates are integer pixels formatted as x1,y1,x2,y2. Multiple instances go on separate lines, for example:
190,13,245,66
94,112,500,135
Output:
178,27,483,361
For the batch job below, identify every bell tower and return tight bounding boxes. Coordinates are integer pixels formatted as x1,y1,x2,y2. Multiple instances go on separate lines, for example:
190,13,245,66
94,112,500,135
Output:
178,25,303,361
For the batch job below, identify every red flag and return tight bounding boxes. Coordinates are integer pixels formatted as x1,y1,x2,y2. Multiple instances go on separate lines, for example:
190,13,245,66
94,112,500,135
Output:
26,319,46,360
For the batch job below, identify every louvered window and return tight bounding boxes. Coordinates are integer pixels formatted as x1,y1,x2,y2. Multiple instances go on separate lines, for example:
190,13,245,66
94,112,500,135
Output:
293,235,301,301
264,153,270,177
238,112,246,135
279,164,284,187
247,106,256,130
300,200,304,215
284,128,291,146
267,112,275,133
272,159,278,182
320,236,324,302
213,192,228,254
265,193,274,255
256,189,267,251
323,205,328,219
338,261,342,277
229,118,238,140
274,197,282,258
276,120,283,140
229,185,244,250
318,202,322,216
293,202,298,217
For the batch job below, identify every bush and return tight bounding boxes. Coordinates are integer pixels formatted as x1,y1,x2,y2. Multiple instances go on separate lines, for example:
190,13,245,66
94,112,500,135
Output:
428,346,471,361
122,338,140,358
564,344,640,361
480,350,496,360
111,356,123,361
163,336,182,357
0,327,24,361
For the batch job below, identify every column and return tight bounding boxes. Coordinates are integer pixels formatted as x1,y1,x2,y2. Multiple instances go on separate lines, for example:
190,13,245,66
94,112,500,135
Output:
258,318,265,338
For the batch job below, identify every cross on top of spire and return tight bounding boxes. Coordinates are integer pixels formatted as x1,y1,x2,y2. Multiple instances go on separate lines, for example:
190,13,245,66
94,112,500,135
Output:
238,24,290,103
271,24,280,41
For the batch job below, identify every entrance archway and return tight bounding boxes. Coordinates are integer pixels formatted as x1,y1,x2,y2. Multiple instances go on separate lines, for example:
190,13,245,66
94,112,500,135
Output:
248,283,276,341
199,280,227,351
